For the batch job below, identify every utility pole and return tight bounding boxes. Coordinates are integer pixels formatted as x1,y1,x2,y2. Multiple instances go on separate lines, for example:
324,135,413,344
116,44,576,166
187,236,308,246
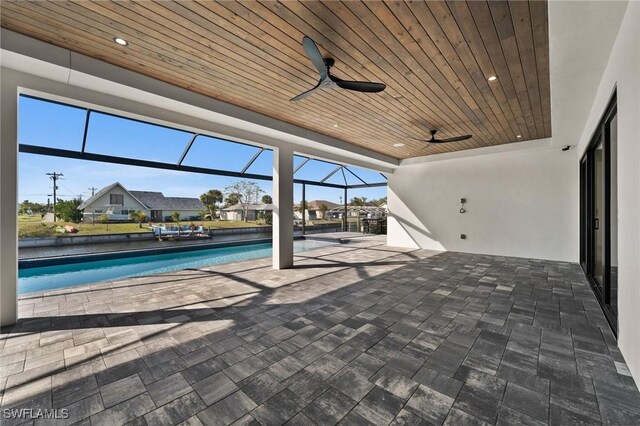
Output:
88,186,97,196
46,172,63,222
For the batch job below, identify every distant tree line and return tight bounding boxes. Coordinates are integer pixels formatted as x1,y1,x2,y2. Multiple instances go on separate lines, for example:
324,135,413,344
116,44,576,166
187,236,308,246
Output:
19,200,47,215
349,196,387,207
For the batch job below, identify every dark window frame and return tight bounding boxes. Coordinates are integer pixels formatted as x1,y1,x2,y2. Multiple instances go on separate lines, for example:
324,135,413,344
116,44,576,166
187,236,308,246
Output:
579,91,618,336
110,194,124,206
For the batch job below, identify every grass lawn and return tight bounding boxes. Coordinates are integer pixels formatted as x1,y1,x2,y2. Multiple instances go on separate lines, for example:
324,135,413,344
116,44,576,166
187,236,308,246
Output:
18,215,270,238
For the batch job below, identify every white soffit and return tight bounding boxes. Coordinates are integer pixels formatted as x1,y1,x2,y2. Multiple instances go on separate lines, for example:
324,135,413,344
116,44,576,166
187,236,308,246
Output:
0,29,398,172
548,0,628,148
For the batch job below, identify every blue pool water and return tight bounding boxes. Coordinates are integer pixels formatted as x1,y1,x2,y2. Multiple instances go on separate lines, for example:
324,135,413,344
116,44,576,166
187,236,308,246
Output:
18,239,335,294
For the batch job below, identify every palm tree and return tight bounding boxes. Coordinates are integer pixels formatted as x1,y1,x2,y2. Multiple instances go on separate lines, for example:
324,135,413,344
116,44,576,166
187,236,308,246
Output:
298,200,308,220
200,189,223,218
350,196,367,206
129,210,147,228
171,211,181,224
319,203,329,219
99,214,110,231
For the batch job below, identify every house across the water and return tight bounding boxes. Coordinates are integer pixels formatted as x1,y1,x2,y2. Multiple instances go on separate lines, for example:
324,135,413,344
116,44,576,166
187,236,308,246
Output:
294,200,340,220
220,203,273,221
77,182,205,222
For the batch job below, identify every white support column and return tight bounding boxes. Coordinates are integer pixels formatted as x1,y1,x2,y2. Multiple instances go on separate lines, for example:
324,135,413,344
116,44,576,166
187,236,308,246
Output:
272,145,294,269
0,73,18,327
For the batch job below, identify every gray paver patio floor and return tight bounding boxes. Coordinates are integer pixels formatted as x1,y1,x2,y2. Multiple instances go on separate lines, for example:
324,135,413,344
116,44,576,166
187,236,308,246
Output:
2,236,639,425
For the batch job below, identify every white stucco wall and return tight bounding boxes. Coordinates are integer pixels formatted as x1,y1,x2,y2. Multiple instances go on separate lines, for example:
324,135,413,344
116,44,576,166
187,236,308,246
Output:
575,1,640,387
388,141,578,262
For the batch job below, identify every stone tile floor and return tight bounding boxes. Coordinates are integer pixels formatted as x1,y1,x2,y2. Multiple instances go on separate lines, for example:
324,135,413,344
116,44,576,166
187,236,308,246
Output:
2,236,640,425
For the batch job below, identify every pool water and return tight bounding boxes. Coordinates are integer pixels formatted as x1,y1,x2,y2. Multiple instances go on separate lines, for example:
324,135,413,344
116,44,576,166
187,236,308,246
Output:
18,239,335,294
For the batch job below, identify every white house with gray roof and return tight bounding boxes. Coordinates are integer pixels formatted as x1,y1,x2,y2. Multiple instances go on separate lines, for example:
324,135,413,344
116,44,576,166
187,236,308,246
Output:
220,203,273,221
77,182,205,222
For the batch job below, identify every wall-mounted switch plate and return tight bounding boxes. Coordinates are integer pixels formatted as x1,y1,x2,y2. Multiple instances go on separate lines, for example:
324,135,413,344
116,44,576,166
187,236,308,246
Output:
460,234,466,239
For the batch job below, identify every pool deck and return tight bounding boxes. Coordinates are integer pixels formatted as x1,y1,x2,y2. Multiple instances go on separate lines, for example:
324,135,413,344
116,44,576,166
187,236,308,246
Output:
2,235,639,425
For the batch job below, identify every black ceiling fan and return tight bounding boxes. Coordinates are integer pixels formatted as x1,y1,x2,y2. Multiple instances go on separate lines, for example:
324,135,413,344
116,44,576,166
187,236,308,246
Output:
410,129,472,148
291,36,386,101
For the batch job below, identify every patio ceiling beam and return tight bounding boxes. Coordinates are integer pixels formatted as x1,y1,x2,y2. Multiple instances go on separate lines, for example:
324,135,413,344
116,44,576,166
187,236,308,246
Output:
296,179,347,189
177,133,199,166
347,182,387,189
293,157,310,174
240,148,264,174
320,165,342,183
340,168,349,186
20,144,271,181
19,144,357,190
344,167,368,186
80,109,91,154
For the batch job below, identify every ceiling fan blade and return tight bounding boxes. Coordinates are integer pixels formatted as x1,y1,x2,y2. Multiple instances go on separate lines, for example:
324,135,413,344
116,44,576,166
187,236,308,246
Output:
432,135,472,143
302,36,327,80
333,77,386,93
290,82,321,101
408,136,431,143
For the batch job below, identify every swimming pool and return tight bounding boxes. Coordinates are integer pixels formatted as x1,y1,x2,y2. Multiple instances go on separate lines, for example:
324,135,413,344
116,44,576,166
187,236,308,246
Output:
18,239,335,294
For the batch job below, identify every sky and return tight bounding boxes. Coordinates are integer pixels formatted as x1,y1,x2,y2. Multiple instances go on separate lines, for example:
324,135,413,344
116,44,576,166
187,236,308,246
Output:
18,96,387,206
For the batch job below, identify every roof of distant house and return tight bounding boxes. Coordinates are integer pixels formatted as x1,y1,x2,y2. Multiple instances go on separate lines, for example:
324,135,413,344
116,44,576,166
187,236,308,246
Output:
305,200,340,209
130,191,204,211
78,182,204,211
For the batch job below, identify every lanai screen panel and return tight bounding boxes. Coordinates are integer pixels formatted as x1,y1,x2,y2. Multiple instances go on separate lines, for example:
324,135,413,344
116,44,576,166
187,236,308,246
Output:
18,95,87,151
180,135,262,172
18,95,386,189
84,111,192,164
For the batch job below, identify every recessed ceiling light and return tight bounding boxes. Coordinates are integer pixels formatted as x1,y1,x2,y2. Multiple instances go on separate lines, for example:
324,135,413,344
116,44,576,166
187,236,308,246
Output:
516,134,522,138
393,143,405,147
487,75,498,82
113,37,129,46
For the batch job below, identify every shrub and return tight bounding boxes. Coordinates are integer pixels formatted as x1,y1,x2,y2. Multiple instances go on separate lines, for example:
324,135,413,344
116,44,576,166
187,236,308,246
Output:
129,210,147,228
55,198,83,222
258,211,273,225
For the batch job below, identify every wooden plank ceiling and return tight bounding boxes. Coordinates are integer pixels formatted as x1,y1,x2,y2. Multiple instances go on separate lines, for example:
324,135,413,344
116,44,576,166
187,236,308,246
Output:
1,1,551,159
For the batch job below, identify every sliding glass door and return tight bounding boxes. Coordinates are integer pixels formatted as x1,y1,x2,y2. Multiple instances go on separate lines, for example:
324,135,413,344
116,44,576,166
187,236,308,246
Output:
593,138,605,289
580,94,618,335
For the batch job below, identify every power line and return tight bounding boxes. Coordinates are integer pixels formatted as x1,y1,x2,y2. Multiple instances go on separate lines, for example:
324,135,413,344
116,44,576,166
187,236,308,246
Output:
88,186,98,196
59,182,84,199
